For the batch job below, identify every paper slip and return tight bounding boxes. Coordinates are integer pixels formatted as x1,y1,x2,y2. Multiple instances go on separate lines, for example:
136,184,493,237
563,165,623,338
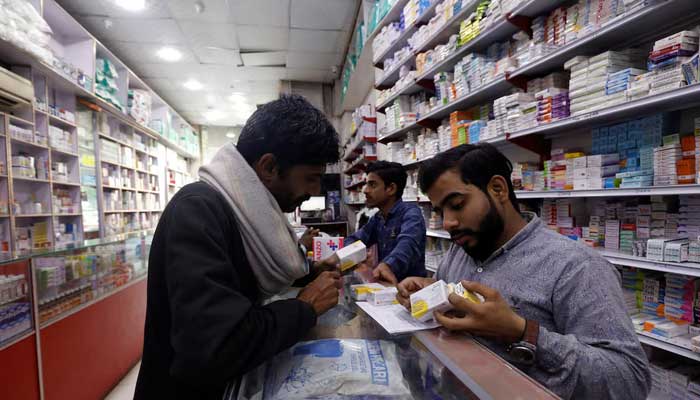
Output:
357,302,440,335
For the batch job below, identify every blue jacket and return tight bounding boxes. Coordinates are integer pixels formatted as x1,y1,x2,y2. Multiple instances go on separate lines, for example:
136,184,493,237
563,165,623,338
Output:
346,200,427,281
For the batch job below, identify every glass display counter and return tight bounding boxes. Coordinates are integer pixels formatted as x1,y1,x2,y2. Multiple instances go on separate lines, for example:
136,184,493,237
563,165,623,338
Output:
0,256,33,349
30,230,152,326
238,291,559,400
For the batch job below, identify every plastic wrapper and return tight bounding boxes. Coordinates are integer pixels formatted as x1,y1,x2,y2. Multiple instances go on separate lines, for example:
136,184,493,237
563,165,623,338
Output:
263,339,411,400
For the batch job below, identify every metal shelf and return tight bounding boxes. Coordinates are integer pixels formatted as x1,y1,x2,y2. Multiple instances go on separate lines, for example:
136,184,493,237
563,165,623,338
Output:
506,84,700,142
378,124,420,143
372,0,441,67
637,331,700,362
600,250,700,278
50,147,79,157
515,185,700,199
48,114,77,129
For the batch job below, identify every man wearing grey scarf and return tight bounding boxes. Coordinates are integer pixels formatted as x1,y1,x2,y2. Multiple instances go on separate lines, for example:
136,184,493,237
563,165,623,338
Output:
135,95,342,400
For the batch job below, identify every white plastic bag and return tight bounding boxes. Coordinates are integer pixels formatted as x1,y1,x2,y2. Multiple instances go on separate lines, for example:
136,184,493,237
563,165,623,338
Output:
263,339,411,400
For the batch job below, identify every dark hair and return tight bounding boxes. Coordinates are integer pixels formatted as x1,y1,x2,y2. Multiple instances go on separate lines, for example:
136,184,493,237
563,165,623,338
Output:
418,143,518,209
366,161,407,200
237,95,340,169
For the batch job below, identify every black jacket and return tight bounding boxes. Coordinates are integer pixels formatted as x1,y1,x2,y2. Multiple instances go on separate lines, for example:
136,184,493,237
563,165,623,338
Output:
134,181,317,399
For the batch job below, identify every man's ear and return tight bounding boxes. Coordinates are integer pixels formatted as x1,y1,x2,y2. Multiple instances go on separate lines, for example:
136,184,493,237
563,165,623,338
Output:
386,182,397,198
488,175,510,205
253,153,279,185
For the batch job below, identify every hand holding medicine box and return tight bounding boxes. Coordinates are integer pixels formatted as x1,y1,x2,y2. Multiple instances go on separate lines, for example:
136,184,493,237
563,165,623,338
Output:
410,280,484,323
335,241,367,272
312,237,344,261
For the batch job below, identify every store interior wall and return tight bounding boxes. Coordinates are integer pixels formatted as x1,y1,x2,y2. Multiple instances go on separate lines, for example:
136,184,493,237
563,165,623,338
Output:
202,126,241,165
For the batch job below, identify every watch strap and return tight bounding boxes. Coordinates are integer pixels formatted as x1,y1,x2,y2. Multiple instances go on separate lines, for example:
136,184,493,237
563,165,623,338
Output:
523,319,539,346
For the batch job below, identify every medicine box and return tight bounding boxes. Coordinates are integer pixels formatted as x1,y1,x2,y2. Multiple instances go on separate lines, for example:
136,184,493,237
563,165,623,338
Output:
367,287,398,306
410,280,452,322
313,237,344,261
336,240,367,271
350,283,385,301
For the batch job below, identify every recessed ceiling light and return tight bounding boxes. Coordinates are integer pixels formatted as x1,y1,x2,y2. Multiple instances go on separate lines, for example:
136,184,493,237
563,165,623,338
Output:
183,79,203,91
156,47,182,62
226,131,237,138
115,0,145,11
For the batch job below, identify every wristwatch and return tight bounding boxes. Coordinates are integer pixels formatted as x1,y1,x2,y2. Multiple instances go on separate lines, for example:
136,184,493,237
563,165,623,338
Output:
507,319,539,366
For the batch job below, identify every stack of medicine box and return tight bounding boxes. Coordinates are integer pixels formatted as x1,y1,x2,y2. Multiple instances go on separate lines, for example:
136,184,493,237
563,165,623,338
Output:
534,170,546,190
643,273,665,316
678,195,700,239
565,50,644,116
565,152,585,190
626,71,653,101
650,197,670,239
536,88,570,124
679,136,696,184
648,30,700,95
544,7,567,47
555,199,574,235
653,136,682,187
493,93,535,136
605,219,620,250
621,267,643,314
663,274,697,323
605,68,646,106
541,200,557,230
696,118,700,184
547,149,567,190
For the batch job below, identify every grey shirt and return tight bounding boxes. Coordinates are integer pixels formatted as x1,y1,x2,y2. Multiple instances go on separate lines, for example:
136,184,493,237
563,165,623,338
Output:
436,212,650,400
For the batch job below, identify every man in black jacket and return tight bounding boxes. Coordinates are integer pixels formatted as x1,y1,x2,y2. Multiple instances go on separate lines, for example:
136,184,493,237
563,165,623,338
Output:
134,95,343,399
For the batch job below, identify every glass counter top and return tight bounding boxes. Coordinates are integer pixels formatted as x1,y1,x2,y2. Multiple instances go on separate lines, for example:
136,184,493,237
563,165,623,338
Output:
238,294,560,400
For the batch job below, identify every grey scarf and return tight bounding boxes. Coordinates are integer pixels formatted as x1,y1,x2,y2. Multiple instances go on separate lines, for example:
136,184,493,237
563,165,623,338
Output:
198,143,307,298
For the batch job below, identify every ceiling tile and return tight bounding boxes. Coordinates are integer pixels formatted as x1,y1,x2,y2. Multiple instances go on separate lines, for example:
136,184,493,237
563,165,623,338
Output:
291,0,358,30
289,29,341,52
168,0,232,23
241,51,287,67
178,21,238,50
80,17,186,44
237,26,289,51
286,51,339,70
230,0,290,27
193,47,242,66
58,0,172,19
107,41,198,66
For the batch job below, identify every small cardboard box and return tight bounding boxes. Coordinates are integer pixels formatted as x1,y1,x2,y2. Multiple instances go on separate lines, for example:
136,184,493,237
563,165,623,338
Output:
313,237,344,261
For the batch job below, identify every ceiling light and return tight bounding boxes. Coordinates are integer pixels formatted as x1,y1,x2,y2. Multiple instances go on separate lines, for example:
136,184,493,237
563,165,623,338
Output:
226,131,237,139
229,93,246,103
115,0,146,11
183,79,203,91
156,47,182,62
194,1,205,14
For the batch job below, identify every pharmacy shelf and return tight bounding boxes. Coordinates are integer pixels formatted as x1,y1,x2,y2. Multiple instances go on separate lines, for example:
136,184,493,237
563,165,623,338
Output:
376,80,426,112
375,0,700,137
12,177,50,184
341,38,376,113
8,115,34,127
54,213,81,217
11,137,48,150
0,293,28,308
372,0,441,67
637,331,700,362
52,181,81,188
103,210,123,214
375,0,560,108
375,54,413,89
378,124,419,143
121,187,136,192
600,250,700,278
505,84,700,142
344,156,377,175
15,214,52,218
427,229,450,239
508,0,700,81
99,133,133,148
366,0,411,46
0,38,199,160
48,114,76,129
50,147,79,157
102,185,122,191
514,185,700,199
344,135,378,162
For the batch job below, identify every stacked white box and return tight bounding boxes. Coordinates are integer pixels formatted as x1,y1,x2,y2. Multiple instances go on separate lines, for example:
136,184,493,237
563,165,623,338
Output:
653,144,681,186
605,219,620,250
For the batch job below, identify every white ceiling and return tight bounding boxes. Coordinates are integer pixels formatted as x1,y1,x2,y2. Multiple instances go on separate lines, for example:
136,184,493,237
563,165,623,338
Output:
57,0,358,126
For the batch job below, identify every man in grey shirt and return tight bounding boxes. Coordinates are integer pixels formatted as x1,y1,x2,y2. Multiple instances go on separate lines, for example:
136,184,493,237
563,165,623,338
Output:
396,143,650,400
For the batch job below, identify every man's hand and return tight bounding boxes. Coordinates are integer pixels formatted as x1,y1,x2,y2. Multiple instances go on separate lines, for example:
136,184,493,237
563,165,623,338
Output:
373,262,398,285
299,227,320,250
297,271,342,316
396,276,436,310
315,254,340,272
434,281,526,343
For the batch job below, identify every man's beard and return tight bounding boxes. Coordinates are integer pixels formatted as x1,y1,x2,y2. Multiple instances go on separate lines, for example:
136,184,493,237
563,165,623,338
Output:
451,197,505,261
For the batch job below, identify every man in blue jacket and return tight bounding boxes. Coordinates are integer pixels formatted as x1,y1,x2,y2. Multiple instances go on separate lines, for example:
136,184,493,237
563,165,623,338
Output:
344,161,427,283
